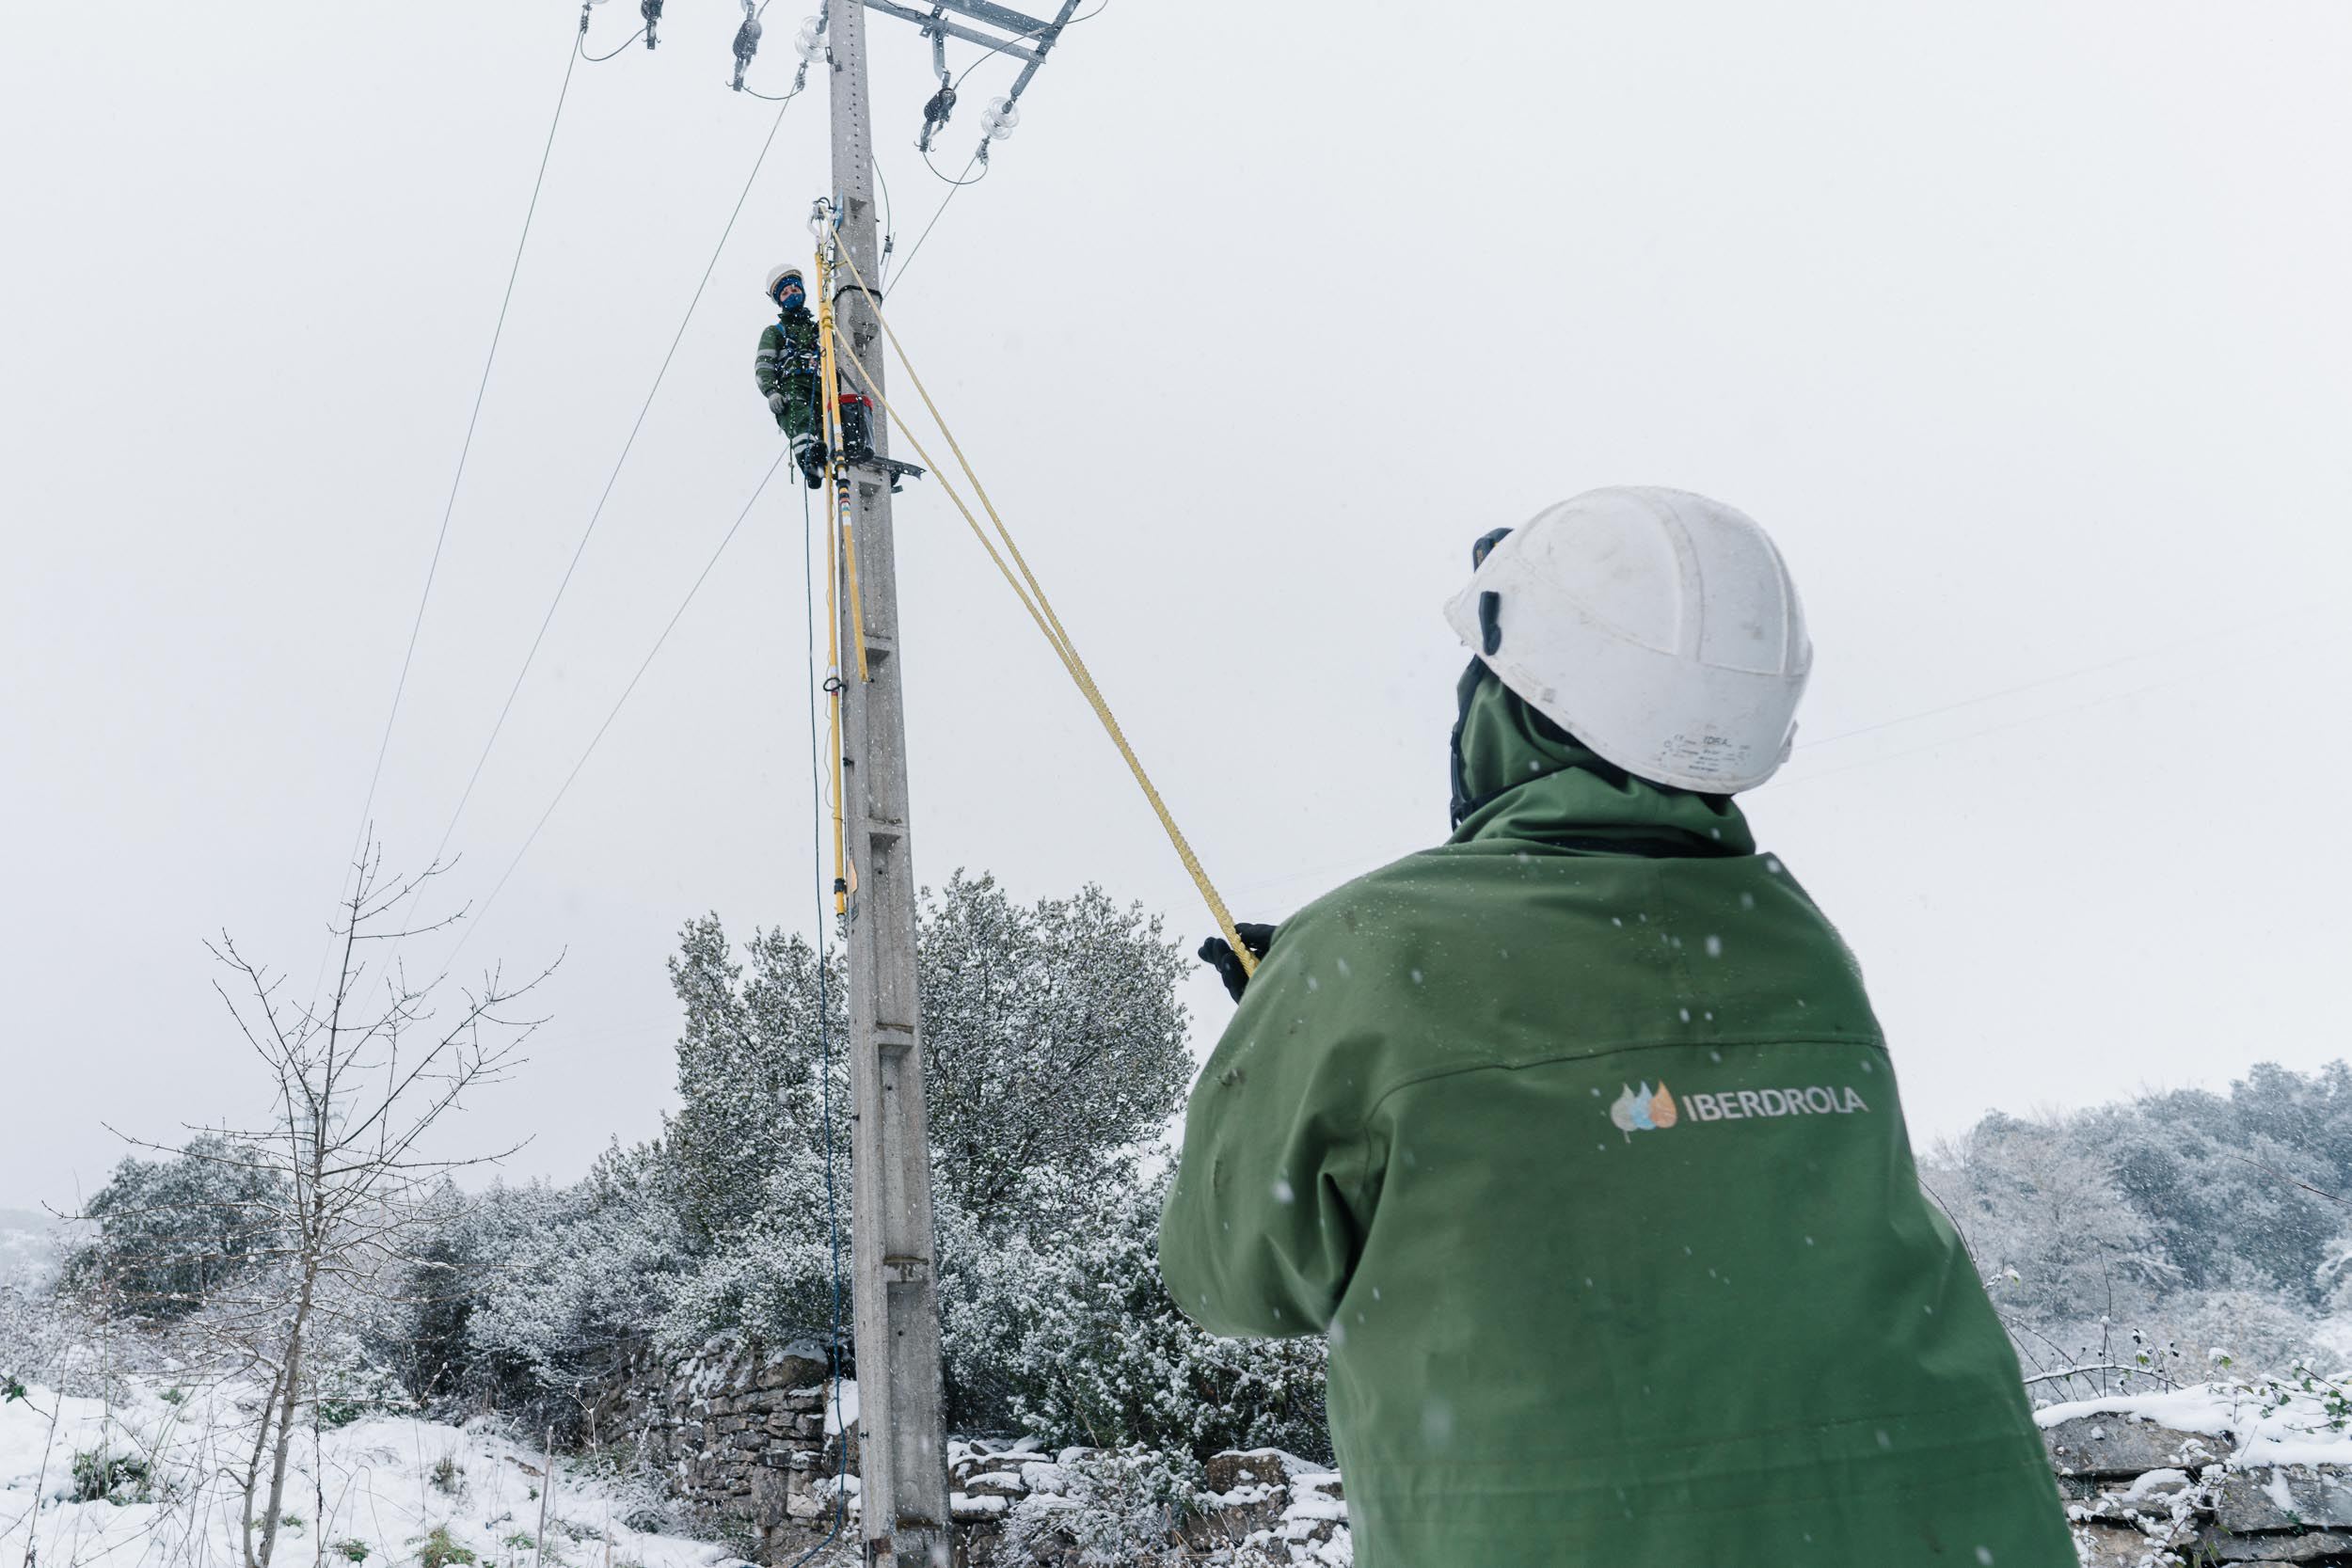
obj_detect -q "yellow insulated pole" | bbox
[812,229,867,682]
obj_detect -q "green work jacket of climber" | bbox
[1158,670,2074,1567]
[755,308,821,437]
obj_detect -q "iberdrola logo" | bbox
[1610,1082,1677,1136]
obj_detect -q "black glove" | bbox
[1198,922,1277,1004]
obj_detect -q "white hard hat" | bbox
[1442,487,1812,794]
[765,263,805,298]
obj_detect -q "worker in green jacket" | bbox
[1161,487,2073,1566]
[755,263,826,489]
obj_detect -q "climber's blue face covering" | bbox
[774,281,805,310]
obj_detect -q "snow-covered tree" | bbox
[63,1134,287,1321]
[1928,1110,2178,1322]
[661,919,841,1252]
[917,872,1191,1215]
[653,875,1193,1358]
[1922,1062,2352,1388]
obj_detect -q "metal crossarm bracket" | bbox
[864,0,1041,62]
[920,0,1057,39]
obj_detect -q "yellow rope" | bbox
[823,241,1256,976]
[812,244,855,912]
[813,245,868,682]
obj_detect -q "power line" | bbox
[1795,601,2325,752]
[580,25,645,62]
[1134,613,2337,922]
[315,16,582,1006]
[1770,623,2334,795]
[442,451,791,968]
[871,148,897,278]
[888,152,983,290]
[416,88,803,902]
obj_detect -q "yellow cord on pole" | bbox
[811,237,855,914]
[823,479,850,916]
[822,241,1257,976]
[812,240,868,682]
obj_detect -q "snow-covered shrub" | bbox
[449,1148,687,1424]
[996,1446,1206,1568]
[347,879,1241,1439]
[0,1269,99,1394]
[63,1134,288,1322]
[69,1446,153,1504]
[944,1167,1329,1463]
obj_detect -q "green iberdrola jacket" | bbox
[755,309,821,436]
[1158,671,2074,1566]
[754,308,820,398]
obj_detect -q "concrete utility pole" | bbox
[814,2,1083,1560]
[824,3,953,1562]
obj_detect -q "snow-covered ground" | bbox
[0,1378,848,1568]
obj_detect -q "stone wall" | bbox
[592,1338,1348,1564]
[2047,1412,2352,1565]
[594,1338,857,1562]
[596,1344,2352,1566]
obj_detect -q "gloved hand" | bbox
[1197,922,1277,1004]
[768,390,787,414]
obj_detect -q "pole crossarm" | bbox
[914,0,1060,40]
[864,0,1041,63]
[993,0,1082,105]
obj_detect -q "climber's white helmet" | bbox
[765,263,806,301]
[1442,486,1811,794]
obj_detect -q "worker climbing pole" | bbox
[754,264,830,488]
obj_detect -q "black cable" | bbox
[889,151,984,290]
[919,143,989,187]
[318,17,581,1006]
[580,25,645,61]
[784,475,851,1568]
[442,451,789,965]
[871,149,897,278]
[415,90,801,897]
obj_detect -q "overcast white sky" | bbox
[3,2,2347,1212]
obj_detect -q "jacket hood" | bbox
[1447,661,1755,856]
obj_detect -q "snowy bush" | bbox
[63,1134,288,1322]
[996,1446,1206,1568]
[69,1445,154,1504]
[0,1271,98,1395]
[446,1148,687,1423]
[943,1167,1329,1463]
[402,878,1198,1432]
